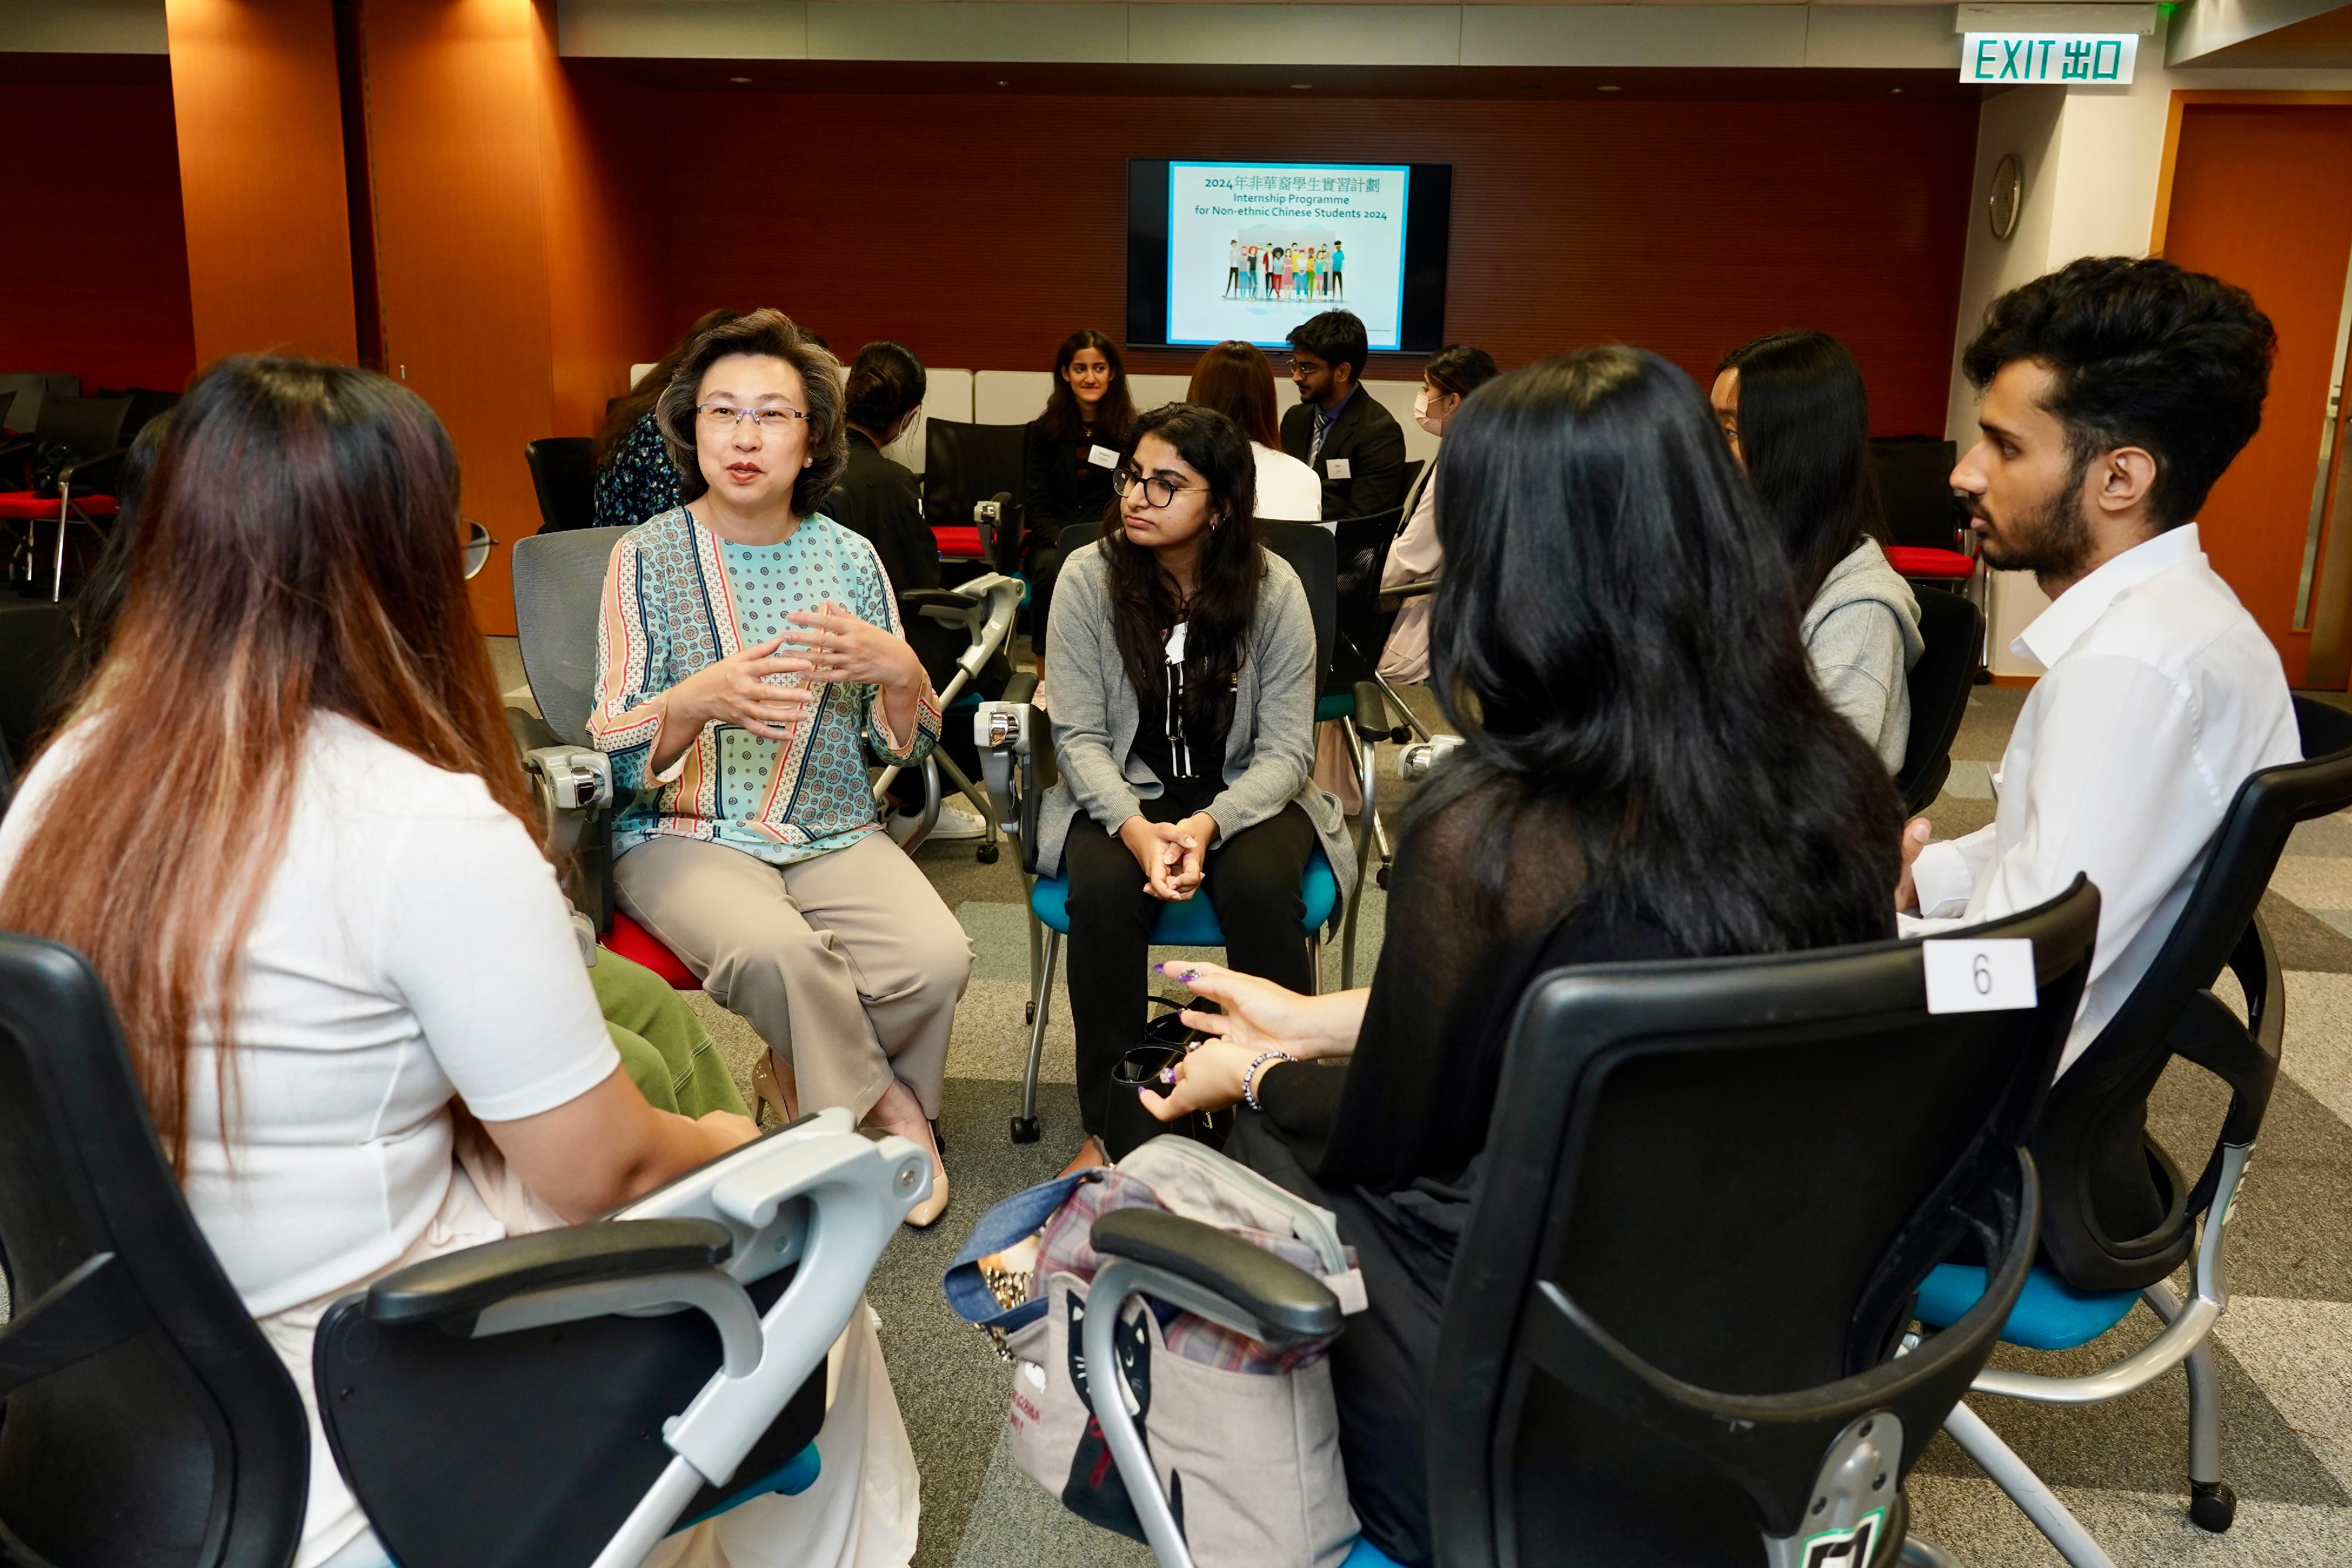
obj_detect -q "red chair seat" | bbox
[931,524,985,559]
[1884,545,1975,581]
[0,492,116,521]
[605,909,701,990]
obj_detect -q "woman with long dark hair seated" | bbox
[0,356,919,1568]
[1146,347,1904,1563]
[593,307,740,530]
[1042,403,1354,1175]
[1712,330,1922,769]
[1021,328,1138,654]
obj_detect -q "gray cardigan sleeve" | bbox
[1044,551,1147,833]
[1205,564,1317,842]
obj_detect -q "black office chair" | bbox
[924,418,1030,571]
[0,932,926,1568]
[1895,588,1986,815]
[525,436,601,534]
[0,393,131,599]
[1080,880,2099,1568]
[1916,694,2352,1566]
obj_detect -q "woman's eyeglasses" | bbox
[1111,467,1198,509]
[697,403,812,430]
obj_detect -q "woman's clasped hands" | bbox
[1117,812,1219,902]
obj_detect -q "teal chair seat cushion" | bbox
[1315,692,1354,725]
[1031,844,1338,944]
[1340,1536,1406,1568]
[1914,1262,2140,1352]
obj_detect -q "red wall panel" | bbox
[633,90,1977,434]
[0,61,197,396]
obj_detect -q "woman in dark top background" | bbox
[1147,346,1905,1564]
[591,307,738,530]
[1021,328,1137,657]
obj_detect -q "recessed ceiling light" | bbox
[1597,83,1621,93]
[1891,86,1906,95]
[1291,83,1313,91]
[729,76,750,83]
[996,79,1007,86]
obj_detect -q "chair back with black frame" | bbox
[0,372,78,438]
[1425,881,2099,1568]
[1871,438,1965,553]
[36,393,133,462]
[0,390,15,436]
[925,419,1030,570]
[525,437,601,534]
[1895,589,1986,815]
[2031,694,2352,1291]
[0,934,312,1568]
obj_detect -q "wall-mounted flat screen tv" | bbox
[1127,159,1452,355]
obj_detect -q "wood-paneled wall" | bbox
[623,87,1979,435]
[0,58,197,394]
[164,0,357,365]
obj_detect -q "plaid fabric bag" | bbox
[944,1136,1368,1567]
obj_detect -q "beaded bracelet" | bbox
[1243,1049,1295,1112]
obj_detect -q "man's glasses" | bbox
[697,403,812,430]
[1111,467,1198,509]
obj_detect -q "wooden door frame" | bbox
[2151,91,2352,256]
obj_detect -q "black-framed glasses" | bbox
[697,402,812,430]
[1111,467,1198,509]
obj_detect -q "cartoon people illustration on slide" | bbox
[1220,235,1344,303]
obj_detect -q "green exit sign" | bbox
[1961,32,2139,83]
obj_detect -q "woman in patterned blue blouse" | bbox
[589,309,968,1227]
[590,308,737,531]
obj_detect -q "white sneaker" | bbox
[890,798,990,844]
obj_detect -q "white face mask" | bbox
[1414,389,1446,436]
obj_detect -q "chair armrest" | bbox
[1002,669,1038,706]
[1090,1208,1341,1346]
[1377,577,1438,612]
[1349,679,1408,744]
[902,588,981,624]
[57,446,126,485]
[365,1218,735,1327]
[507,706,561,753]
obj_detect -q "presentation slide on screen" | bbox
[1166,161,1412,350]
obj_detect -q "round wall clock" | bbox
[1989,153,2023,241]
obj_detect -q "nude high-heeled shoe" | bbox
[752,1048,799,1127]
[904,1118,951,1229]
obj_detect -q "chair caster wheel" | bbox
[1010,1116,1041,1144]
[2189,1482,2235,1533]
[975,842,1000,865]
[1024,1002,1036,1024]
[1375,865,1391,890]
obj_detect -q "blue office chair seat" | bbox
[1030,844,1339,946]
[1315,692,1354,725]
[1339,1534,1406,1568]
[1914,1262,2140,1352]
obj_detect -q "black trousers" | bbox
[1061,794,1318,1136]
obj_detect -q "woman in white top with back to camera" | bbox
[0,356,920,1568]
[1184,338,1323,524]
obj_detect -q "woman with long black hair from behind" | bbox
[1021,328,1138,656]
[1040,403,1354,1175]
[1712,330,1922,770]
[1142,347,1905,1563]
[593,307,741,530]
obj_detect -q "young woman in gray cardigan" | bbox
[1041,404,1354,1174]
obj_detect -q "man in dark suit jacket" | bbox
[1278,310,1407,523]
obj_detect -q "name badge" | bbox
[1087,444,1119,469]
[1922,938,2036,1014]
[1325,457,1351,480]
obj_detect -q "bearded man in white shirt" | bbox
[1896,255,2297,1075]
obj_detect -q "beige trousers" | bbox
[614,831,971,1120]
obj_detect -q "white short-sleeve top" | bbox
[0,711,619,1318]
[1252,441,1325,526]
